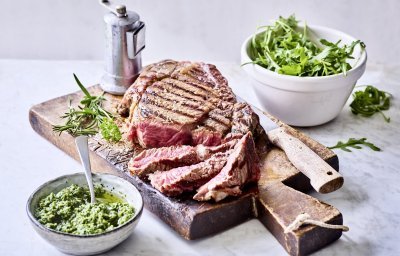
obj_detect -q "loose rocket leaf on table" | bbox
[328,138,381,152]
[350,85,392,122]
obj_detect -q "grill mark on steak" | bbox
[208,109,232,127]
[118,60,179,117]
[135,106,166,123]
[177,65,216,88]
[163,78,211,99]
[177,75,218,94]
[147,85,211,113]
[170,74,222,99]
[141,93,205,120]
[202,119,229,133]
[187,63,236,103]
[182,66,217,88]
[231,103,259,135]
[139,103,197,124]
[161,78,218,103]
[157,80,210,104]
[150,81,214,110]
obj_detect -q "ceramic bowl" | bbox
[26,173,143,255]
[241,25,367,126]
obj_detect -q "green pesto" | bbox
[35,184,134,235]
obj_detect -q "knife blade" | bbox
[239,98,343,193]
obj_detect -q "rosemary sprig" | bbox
[328,138,381,152]
[350,85,391,122]
[52,74,122,142]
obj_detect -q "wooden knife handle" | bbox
[268,127,343,193]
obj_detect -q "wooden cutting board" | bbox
[29,85,344,256]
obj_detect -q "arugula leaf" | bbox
[245,15,365,77]
[330,86,388,154]
[279,64,302,75]
[350,85,391,122]
[328,138,381,152]
[53,74,122,142]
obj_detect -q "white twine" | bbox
[284,213,350,233]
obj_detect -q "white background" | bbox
[0,0,398,64]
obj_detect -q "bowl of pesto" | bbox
[26,173,143,255]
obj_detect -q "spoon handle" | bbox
[75,135,96,204]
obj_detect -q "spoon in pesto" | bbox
[75,135,96,204]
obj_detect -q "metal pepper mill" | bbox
[100,0,145,95]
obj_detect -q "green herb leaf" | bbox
[99,118,122,142]
[73,73,91,98]
[328,138,381,152]
[244,15,365,77]
[350,85,391,122]
[53,74,122,142]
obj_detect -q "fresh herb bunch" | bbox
[329,138,381,152]
[350,85,391,122]
[53,74,122,142]
[245,15,365,76]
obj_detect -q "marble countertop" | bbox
[1,60,398,256]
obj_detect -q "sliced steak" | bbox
[121,60,266,202]
[193,132,260,202]
[129,139,238,178]
[149,151,231,196]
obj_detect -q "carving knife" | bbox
[248,102,344,193]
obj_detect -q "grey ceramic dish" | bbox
[26,173,143,255]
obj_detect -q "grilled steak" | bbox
[149,151,231,196]
[129,139,238,178]
[193,132,260,202]
[120,60,267,202]
[118,60,260,148]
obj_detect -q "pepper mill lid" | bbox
[99,0,145,95]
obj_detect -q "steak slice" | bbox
[193,132,260,202]
[129,139,238,178]
[129,145,200,178]
[149,151,231,196]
